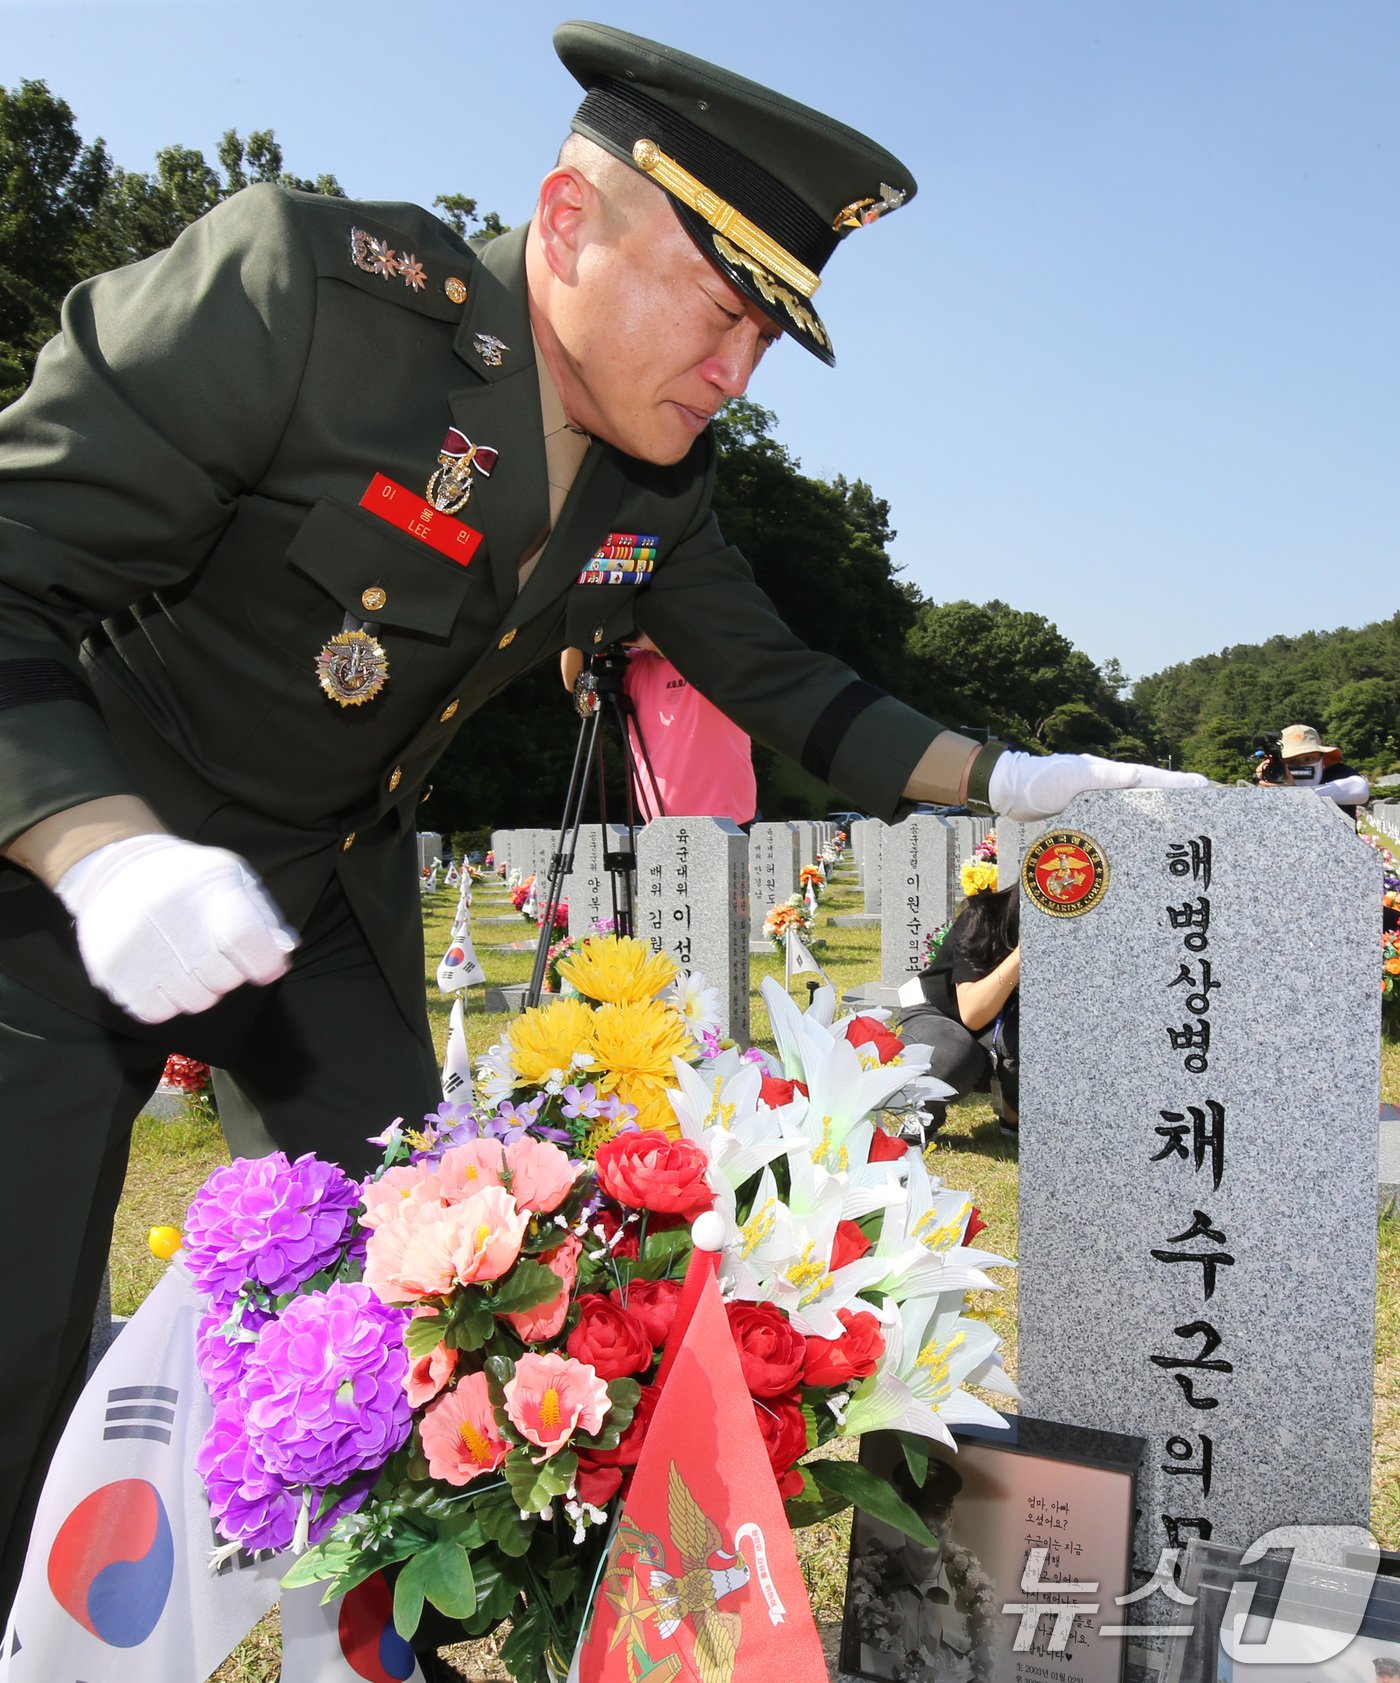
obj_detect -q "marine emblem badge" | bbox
[315,628,390,706]
[1021,829,1109,918]
[472,332,509,368]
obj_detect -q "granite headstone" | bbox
[1018,788,1379,1592]
[748,821,799,945]
[563,823,630,940]
[636,818,750,1042]
[879,815,956,983]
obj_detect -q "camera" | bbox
[572,643,629,715]
[1252,732,1288,784]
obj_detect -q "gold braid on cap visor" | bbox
[631,138,821,299]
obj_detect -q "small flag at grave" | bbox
[436,930,486,993]
[784,927,829,988]
[440,997,471,1099]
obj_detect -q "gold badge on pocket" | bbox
[316,628,389,706]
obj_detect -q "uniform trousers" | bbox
[0,875,440,1621]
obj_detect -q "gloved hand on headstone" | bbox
[55,834,298,1023]
[988,751,1208,823]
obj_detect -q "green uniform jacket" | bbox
[0,186,948,1043]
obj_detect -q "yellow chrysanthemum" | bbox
[609,1076,683,1139]
[589,998,695,1138]
[960,861,998,897]
[557,934,678,1005]
[506,997,600,1085]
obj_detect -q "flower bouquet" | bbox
[800,864,826,897]
[158,1052,218,1122]
[510,875,537,917]
[763,895,816,954]
[179,937,1010,1682]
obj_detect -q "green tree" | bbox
[1180,714,1254,782]
[0,79,111,403]
[1324,678,1400,769]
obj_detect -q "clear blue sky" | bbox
[4,0,1396,683]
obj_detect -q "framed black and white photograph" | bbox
[840,1417,1145,1683]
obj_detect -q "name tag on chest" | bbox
[360,473,484,566]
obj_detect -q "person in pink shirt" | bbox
[560,638,756,824]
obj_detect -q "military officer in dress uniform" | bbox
[0,19,1203,1636]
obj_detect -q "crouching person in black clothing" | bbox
[897,872,1020,1138]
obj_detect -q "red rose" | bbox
[758,1075,809,1108]
[581,1379,661,1468]
[802,1308,886,1387]
[845,1015,905,1064]
[867,1127,908,1161]
[574,1462,623,1507]
[965,1205,987,1244]
[754,1393,809,1498]
[830,1219,872,1273]
[725,1302,807,1398]
[566,1293,654,1379]
[594,1132,714,1219]
[613,1277,682,1349]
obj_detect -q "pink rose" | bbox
[504,1137,577,1214]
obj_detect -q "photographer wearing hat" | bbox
[1253,724,1370,825]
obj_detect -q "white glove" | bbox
[988,751,1209,822]
[55,834,299,1024]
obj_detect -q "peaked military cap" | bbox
[555,20,916,366]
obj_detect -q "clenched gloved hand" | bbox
[55,834,299,1023]
[988,752,1208,823]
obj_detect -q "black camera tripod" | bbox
[525,646,665,1008]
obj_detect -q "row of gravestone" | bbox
[486,814,1006,1034]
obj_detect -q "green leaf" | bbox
[478,1489,537,1557]
[449,1296,498,1352]
[489,1258,563,1316]
[392,1552,427,1640]
[280,1540,354,1590]
[809,1459,937,1547]
[574,1377,639,1452]
[782,1469,852,1530]
[505,1448,578,1514]
[420,1538,478,1619]
[896,1431,930,1490]
[405,1312,447,1362]
[638,1227,692,1267]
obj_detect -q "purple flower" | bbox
[184,1154,360,1306]
[195,1299,271,1406]
[197,1398,304,1552]
[243,1283,412,1488]
[197,1398,372,1552]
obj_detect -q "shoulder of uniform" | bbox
[269,187,482,322]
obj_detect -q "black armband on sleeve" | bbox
[800,680,887,783]
[0,659,99,714]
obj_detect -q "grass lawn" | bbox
[109,853,1399,1681]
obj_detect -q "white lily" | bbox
[869,1170,1014,1304]
[840,1298,1013,1443]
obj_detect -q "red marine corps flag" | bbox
[571,1252,826,1683]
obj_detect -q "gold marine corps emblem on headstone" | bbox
[1021,829,1109,918]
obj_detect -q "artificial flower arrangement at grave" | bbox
[800,863,826,895]
[536,898,569,937]
[510,875,537,917]
[159,1052,218,1123]
[179,937,1012,1683]
[764,894,817,954]
[1360,834,1400,1021]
